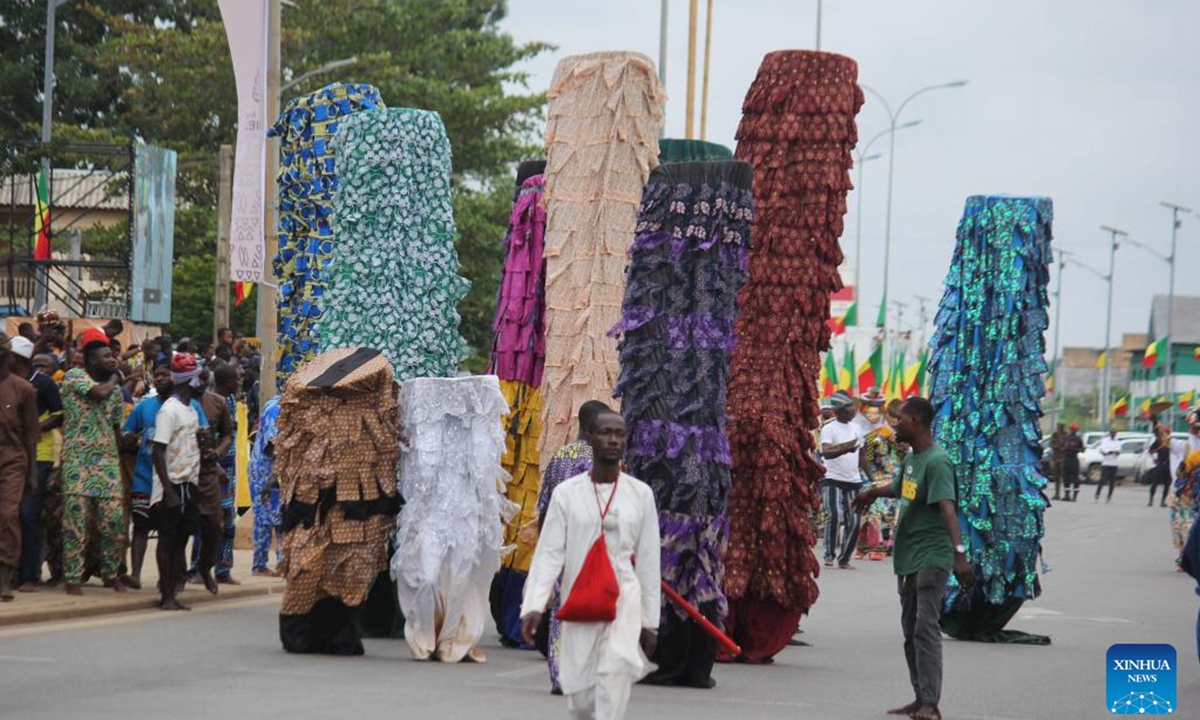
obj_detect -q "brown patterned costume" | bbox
[276,348,401,655]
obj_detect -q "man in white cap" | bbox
[0,332,40,600]
[8,336,62,590]
[820,390,865,569]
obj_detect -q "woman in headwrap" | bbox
[855,396,903,560]
[1170,449,1200,570]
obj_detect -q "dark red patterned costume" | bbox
[721,50,863,663]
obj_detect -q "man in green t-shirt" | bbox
[855,397,974,720]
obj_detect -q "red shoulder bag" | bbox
[555,476,620,622]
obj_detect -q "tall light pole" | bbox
[257,0,282,409]
[657,0,667,87]
[280,56,358,94]
[1099,226,1127,428]
[860,80,967,337]
[1048,249,1072,421]
[851,120,920,315]
[816,0,823,50]
[1161,202,1190,426]
[1065,254,1113,424]
[37,0,74,310]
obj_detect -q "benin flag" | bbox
[1195,346,1200,361]
[33,168,51,260]
[1096,351,1106,369]
[858,344,883,394]
[1179,390,1195,410]
[1139,397,1152,418]
[1046,358,1056,395]
[1110,395,1129,418]
[875,296,887,328]
[1143,336,1168,368]
[235,282,254,306]
[823,351,838,397]
[829,302,857,336]
[841,346,856,393]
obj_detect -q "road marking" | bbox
[0,594,279,638]
[494,664,550,679]
[0,655,54,663]
[227,666,329,678]
[1017,606,1133,624]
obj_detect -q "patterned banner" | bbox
[219,0,268,282]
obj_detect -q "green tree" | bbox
[0,1,218,174]
[79,0,547,359]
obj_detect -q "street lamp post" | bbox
[37,0,74,310]
[281,56,359,94]
[851,121,920,316]
[1048,249,1072,421]
[257,0,282,410]
[1160,202,1190,427]
[1064,255,1113,424]
[860,81,967,338]
[1098,226,1127,428]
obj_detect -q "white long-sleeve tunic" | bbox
[521,472,661,694]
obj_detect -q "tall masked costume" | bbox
[930,195,1052,644]
[489,161,549,648]
[276,348,401,655]
[721,50,863,662]
[391,375,510,662]
[611,160,754,687]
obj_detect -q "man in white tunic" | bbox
[521,411,661,720]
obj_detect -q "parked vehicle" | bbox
[1079,435,1153,483]
[1133,433,1192,482]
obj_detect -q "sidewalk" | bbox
[0,545,285,627]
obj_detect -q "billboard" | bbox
[130,142,177,324]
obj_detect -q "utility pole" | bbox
[658,0,668,88]
[37,0,73,311]
[1098,226,1125,429]
[257,0,281,407]
[1047,249,1071,421]
[815,0,823,50]
[890,299,909,355]
[699,0,713,140]
[214,144,233,338]
[913,294,933,349]
[685,0,698,138]
[1160,201,1190,429]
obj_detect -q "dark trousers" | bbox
[17,462,53,583]
[823,480,860,566]
[1149,479,1170,505]
[1062,462,1080,500]
[899,567,948,705]
[1096,466,1118,500]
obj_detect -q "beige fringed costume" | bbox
[538,52,665,459]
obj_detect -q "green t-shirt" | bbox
[891,444,957,576]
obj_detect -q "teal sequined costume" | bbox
[929,195,1052,640]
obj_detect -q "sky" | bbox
[501,0,1200,352]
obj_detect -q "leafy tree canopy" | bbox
[1,0,549,363]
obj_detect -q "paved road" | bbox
[2,486,1195,719]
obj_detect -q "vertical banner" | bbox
[219,0,269,282]
[130,142,178,324]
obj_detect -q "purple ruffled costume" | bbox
[610,161,755,686]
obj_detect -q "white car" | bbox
[1133,433,1193,481]
[1079,435,1152,483]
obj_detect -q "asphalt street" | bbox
[1,485,1195,720]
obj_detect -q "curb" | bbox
[0,581,286,628]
